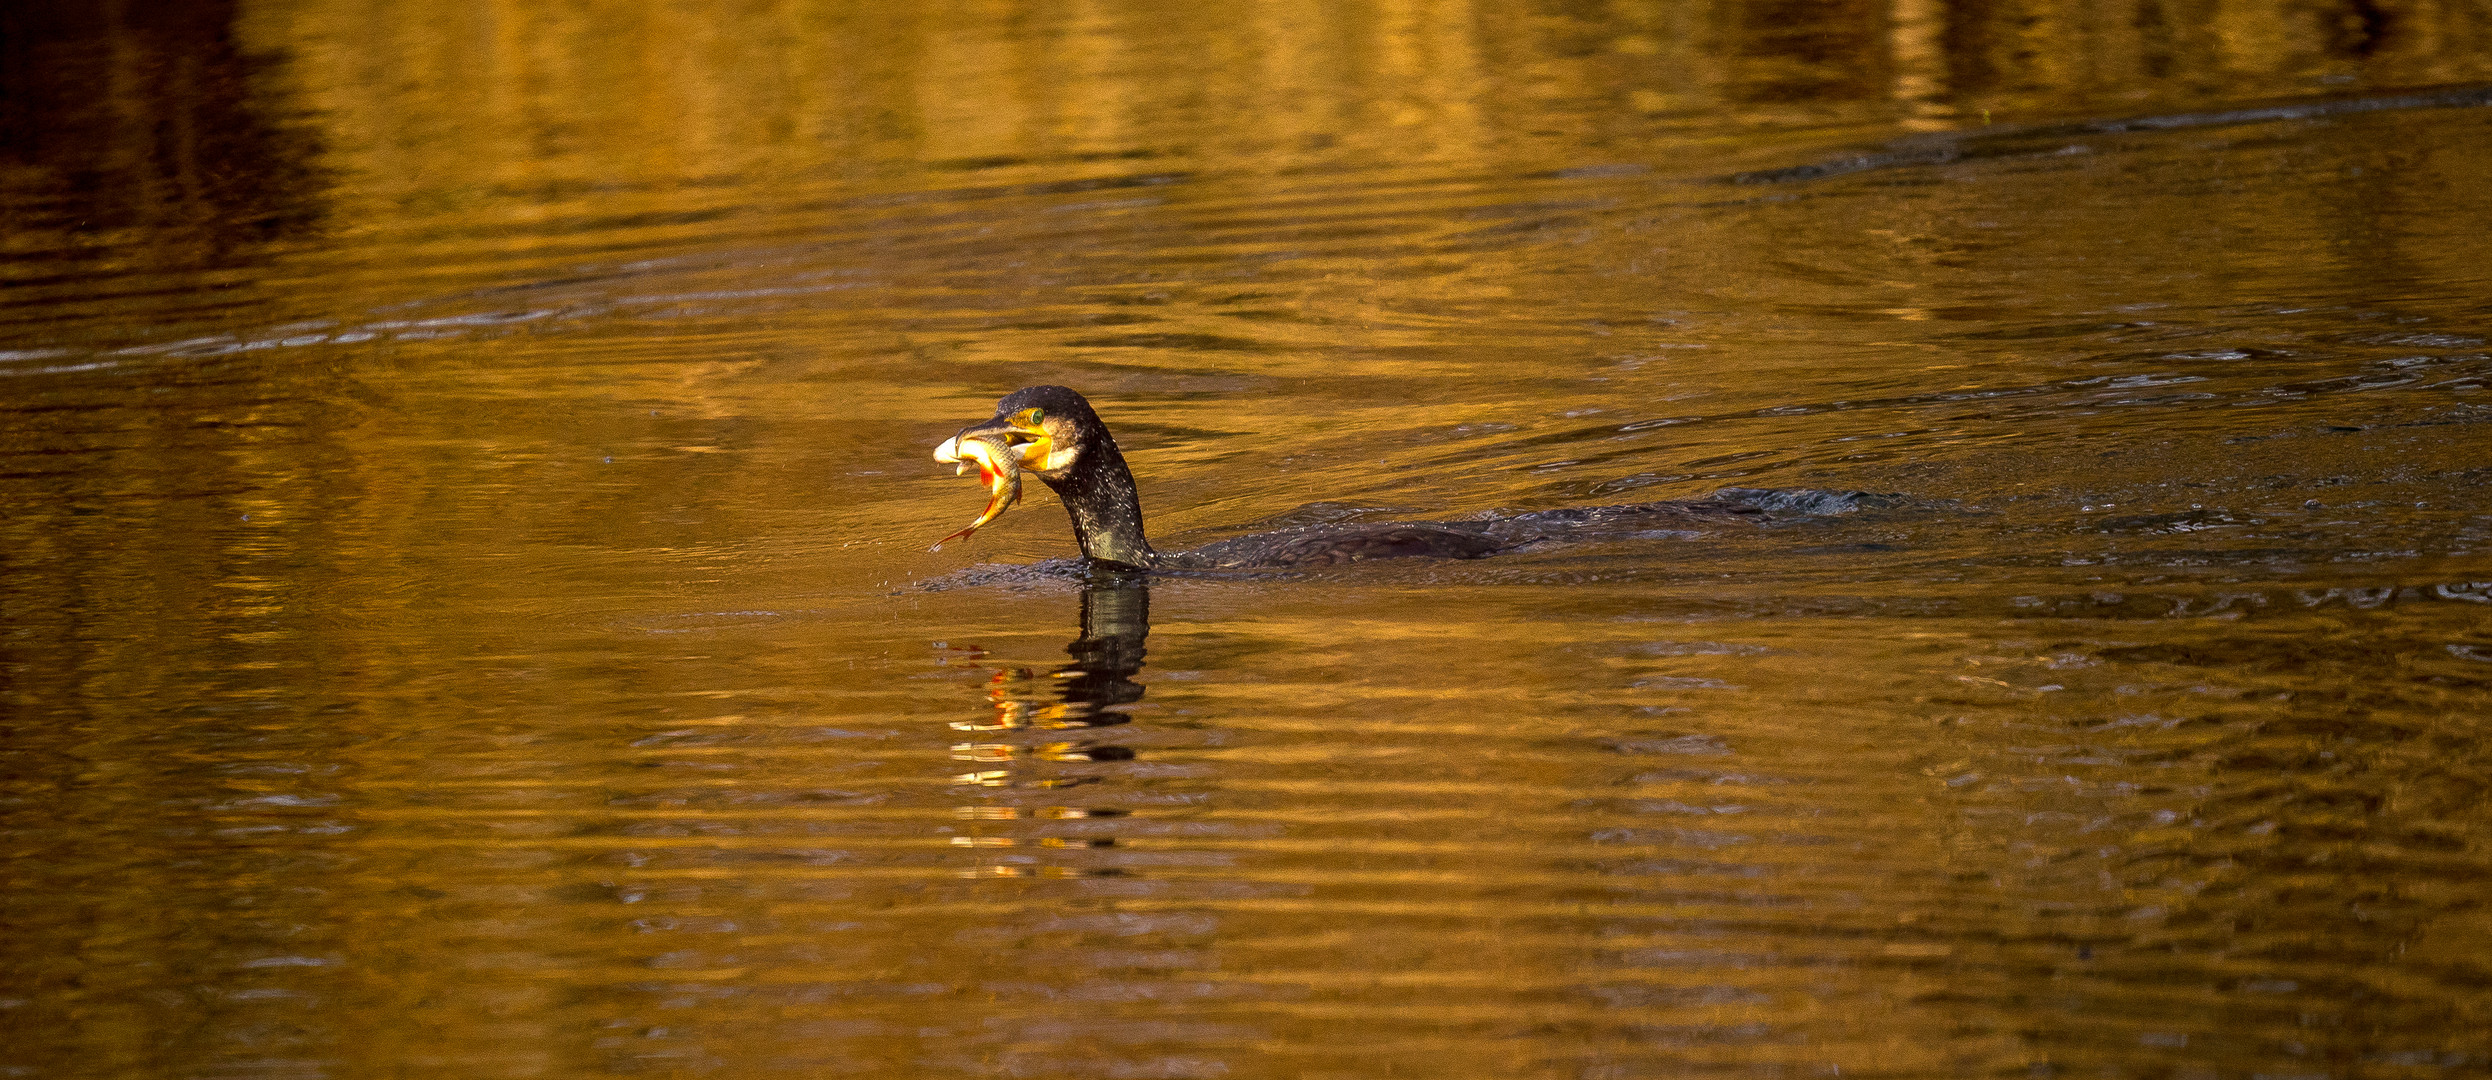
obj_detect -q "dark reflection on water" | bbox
[0,0,326,308]
[946,578,1150,879]
[5,0,2492,1077]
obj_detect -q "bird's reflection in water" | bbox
[945,577,1149,878]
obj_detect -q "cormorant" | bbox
[931,385,1763,570]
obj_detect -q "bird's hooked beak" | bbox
[932,406,1056,474]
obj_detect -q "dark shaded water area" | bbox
[5,1,2492,1077]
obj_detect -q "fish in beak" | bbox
[929,406,1055,550]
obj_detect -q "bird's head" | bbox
[931,384,1100,482]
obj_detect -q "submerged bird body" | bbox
[932,385,1762,570]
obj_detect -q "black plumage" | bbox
[934,385,1761,570]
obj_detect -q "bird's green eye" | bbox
[1028,408,1045,425]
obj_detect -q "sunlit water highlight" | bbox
[5,1,2492,1077]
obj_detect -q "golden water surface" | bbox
[5,0,2492,1076]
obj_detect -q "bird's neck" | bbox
[1047,437,1156,570]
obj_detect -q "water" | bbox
[6,1,2492,1076]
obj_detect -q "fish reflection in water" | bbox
[945,578,1150,878]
